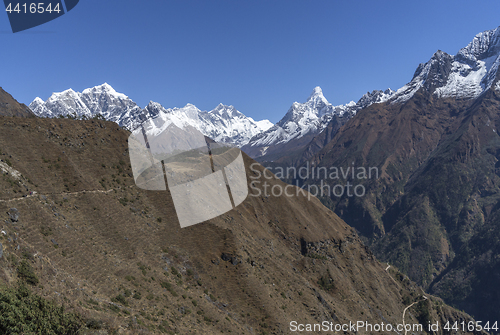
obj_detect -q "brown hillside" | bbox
[0,115,483,334]
[0,87,34,118]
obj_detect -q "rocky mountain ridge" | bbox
[29,83,273,147]
[242,87,395,161]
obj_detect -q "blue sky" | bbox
[1,0,500,123]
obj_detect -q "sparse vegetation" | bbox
[307,253,327,260]
[0,284,82,334]
[40,226,53,236]
[17,260,39,286]
[161,281,178,297]
[111,294,128,307]
[171,266,181,278]
[317,271,335,292]
[87,298,99,306]
[125,275,136,281]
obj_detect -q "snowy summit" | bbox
[29,83,273,147]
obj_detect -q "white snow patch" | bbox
[435,55,498,98]
[255,119,274,131]
[82,83,128,100]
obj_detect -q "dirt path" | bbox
[0,186,134,204]
[402,295,427,335]
[385,263,428,334]
[385,264,401,288]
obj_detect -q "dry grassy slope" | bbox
[0,116,483,334]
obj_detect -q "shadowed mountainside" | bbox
[294,85,500,322]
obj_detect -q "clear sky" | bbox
[1,0,500,123]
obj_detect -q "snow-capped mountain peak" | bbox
[244,86,395,155]
[210,103,237,118]
[82,82,128,100]
[393,26,500,103]
[456,26,500,63]
[307,86,329,104]
[31,97,44,105]
[358,88,396,109]
[49,88,78,100]
[29,83,273,147]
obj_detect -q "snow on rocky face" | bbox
[29,83,272,147]
[29,83,144,129]
[393,26,500,102]
[245,86,394,149]
[141,102,273,147]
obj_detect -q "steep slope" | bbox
[292,26,500,321]
[0,113,482,334]
[0,87,34,118]
[29,84,272,147]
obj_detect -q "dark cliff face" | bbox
[0,87,34,118]
[419,51,454,93]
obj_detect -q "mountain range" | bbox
[13,23,500,327]
[29,83,273,147]
[29,82,398,159]
[0,89,482,334]
[283,25,500,322]
[241,87,396,162]
[247,27,500,166]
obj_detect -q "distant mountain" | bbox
[0,87,34,118]
[142,101,273,147]
[392,26,500,103]
[29,83,144,129]
[276,26,500,168]
[291,25,500,322]
[242,86,395,162]
[29,83,272,147]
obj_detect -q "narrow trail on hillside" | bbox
[385,264,401,288]
[385,263,428,334]
[0,185,135,204]
[402,295,427,335]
